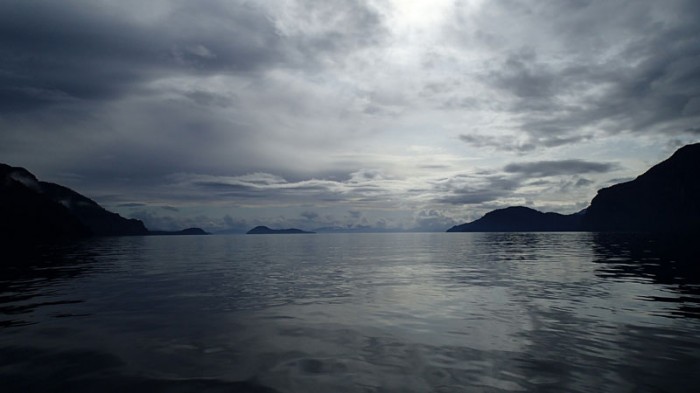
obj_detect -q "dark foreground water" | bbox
[1,233,699,393]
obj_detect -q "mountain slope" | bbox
[39,181,148,236]
[448,143,700,233]
[0,164,89,240]
[1,163,148,238]
[583,143,700,232]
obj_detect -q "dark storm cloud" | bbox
[504,160,616,177]
[300,211,319,220]
[128,209,206,231]
[574,178,594,188]
[488,49,559,103]
[453,0,700,145]
[432,174,521,205]
[459,134,536,153]
[459,132,592,153]
[436,190,510,205]
[0,0,392,209]
[116,202,147,208]
[348,210,362,219]
[428,157,617,208]
[166,170,410,207]
[0,0,387,113]
[0,1,279,113]
[414,209,459,232]
[276,0,387,59]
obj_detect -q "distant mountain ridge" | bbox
[246,226,315,234]
[0,163,206,240]
[149,228,210,236]
[448,143,700,233]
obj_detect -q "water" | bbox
[1,232,699,392]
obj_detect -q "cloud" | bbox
[0,0,387,113]
[414,209,459,232]
[459,133,592,153]
[503,160,617,177]
[300,211,319,220]
[128,209,201,231]
[459,134,536,153]
[432,174,522,205]
[117,202,147,208]
[348,210,362,219]
[449,0,700,144]
[221,214,250,232]
[575,178,594,188]
[165,169,422,208]
[0,0,392,191]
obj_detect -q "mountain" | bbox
[246,226,315,234]
[1,164,90,241]
[447,206,583,232]
[39,181,148,236]
[583,143,700,232]
[448,143,700,233]
[1,163,148,238]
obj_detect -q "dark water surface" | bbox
[1,233,699,392]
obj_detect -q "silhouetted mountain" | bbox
[449,143,700,233]
[1,163,147,238]
[583,143,700,232]
[149,227,210,236]
[1,164,89,241]
[39,182,148,236]
[246,226,315,234]
[447,206,583,232]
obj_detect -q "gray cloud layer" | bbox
[453,0,700,149]
[504,160,616,177]
[1,0,698,231]
[0,0,385,113]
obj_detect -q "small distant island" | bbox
[448,142,700,233]
[148,228,210,236]
[246,226,315,235]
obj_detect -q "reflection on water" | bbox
[592,233,700,318]
[0,241,95,328]
[1,233,699,392]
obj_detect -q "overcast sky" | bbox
[1,0,699,232]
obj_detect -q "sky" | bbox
[1,0,699,232]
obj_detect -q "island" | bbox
[246,226,315,235]
[447,206,583,232]
[148,228,210,236]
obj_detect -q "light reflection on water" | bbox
[1,232,699,392]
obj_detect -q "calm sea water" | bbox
[1,233,699,393]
